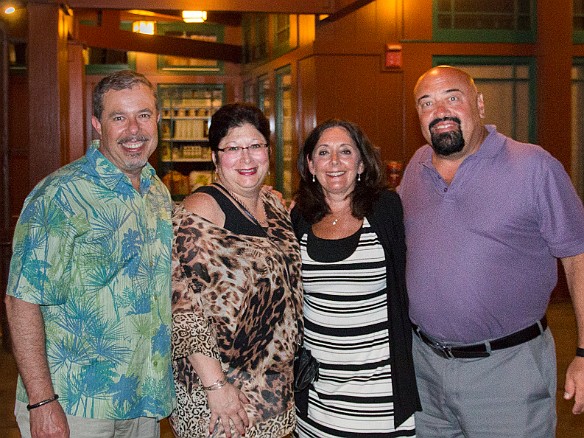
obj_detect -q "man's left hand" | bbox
[564,356,584,414]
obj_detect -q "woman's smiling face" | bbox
[213,122,270,195]
[308,126,364,198]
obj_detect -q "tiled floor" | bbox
[1,301,584,437]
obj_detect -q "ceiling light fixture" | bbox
[1,0,25,14]
[182,10,207,23]
[132,21,155,35]
[128,9,157,17]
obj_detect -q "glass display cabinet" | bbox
[157,84,224,199]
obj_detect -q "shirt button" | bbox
[443,187,448,192]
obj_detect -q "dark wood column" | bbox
[537,0,573,167]
[27,2,72,187]
[537,0,574,302]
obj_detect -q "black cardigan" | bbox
[291,189,421,427]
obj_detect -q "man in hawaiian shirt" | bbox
[5,70,174,438]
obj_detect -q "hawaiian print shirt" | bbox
[7,145,174,420]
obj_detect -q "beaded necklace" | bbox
[214,183,268,227]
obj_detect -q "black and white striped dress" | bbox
[295,218,416,438]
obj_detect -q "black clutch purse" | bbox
[294,346,320,392]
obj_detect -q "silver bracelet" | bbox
[27,394,59,411]
[202,377,227,391]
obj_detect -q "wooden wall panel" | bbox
[313,0,401,53]
[375,71,405,163]
[311,54,404,163]
[402,0,432,41]
[375,0,403,42]
[315,1,379,48]
[339,1,377,44]
[314,55,379,124]
[297,55,317,149]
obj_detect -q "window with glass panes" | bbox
[434,0,535,42]
[274,15,290,51]
[243,14,269,64]
[574,0,584,42]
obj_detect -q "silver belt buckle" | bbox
[431,340,455,359]
[440,344,455,359]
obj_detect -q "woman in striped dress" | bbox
[291,119,420,438]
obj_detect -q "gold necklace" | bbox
[329,206,351,226]
[228,190,268,227]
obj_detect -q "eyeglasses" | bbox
[217,143,269,157]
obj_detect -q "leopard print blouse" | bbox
[170,187,303,437]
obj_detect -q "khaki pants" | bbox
[15,401,160,438]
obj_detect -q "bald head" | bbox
[414,66,478,102]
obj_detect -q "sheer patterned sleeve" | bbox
[171,208,221,362]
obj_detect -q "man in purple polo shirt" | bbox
[398,65,584,437]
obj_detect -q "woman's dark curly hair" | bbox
[208,102,270,160]
[295,119,387,223]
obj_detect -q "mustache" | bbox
[117,135,149,144]
[429,117,461,130]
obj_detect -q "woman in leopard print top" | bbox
[170,103,303,438]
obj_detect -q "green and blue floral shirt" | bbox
[7,145,175,420]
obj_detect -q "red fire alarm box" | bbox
[385,44,402,69]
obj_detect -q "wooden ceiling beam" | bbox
[77,23,242,63]
[65,0,349,14]
[319,0,375,23]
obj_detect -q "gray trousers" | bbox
[15,400,160,438]
[412,328,557,438]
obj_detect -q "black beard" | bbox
[429,118,465,156]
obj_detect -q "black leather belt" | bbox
[413,316,547,359]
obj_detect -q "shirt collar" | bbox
[473,125,504,158]
[83,145,156,194]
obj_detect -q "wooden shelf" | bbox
[160,158,212,163]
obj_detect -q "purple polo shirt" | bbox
[399,125,584,344]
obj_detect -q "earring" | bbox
[357,173,361,182]
[312,174,316,183]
